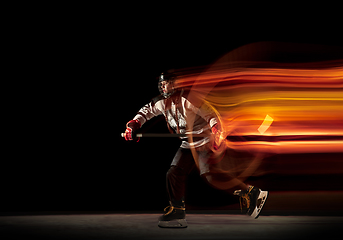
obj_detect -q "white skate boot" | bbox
[234,186,268,219]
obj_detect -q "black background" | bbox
[2,11,343,214]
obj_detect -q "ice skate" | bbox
[158,201,188,228]
[233,186,268,219]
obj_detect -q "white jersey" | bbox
[133,91,218,149]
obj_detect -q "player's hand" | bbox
[124,120,141,142]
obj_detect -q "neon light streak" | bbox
[258,114,274,134]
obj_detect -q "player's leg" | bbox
[198,148,268,219]
[202,172,248,191]
[158,148,194,228]
[232,153,269,219]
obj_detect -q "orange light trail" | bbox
[176,60,343,155]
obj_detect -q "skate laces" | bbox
[234,186,254,212]
[163,205,186,216]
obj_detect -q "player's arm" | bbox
[184,99,221,149]
[124,98,164,141]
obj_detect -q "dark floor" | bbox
[1,191,343,239]
[1,213,342,240]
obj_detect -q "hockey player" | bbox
[123,73,268,228]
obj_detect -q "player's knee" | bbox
[167,165,186,179]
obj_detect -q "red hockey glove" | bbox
[211,124,220,150]
[124,120,141,142]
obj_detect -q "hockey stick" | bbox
[120,133,210,138]
[121,114,273,138]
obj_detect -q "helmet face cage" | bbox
[158,73,175,98]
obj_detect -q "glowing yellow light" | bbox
[258,114,274,134]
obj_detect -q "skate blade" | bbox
[250,191,268,219]
[158,219,188,228]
